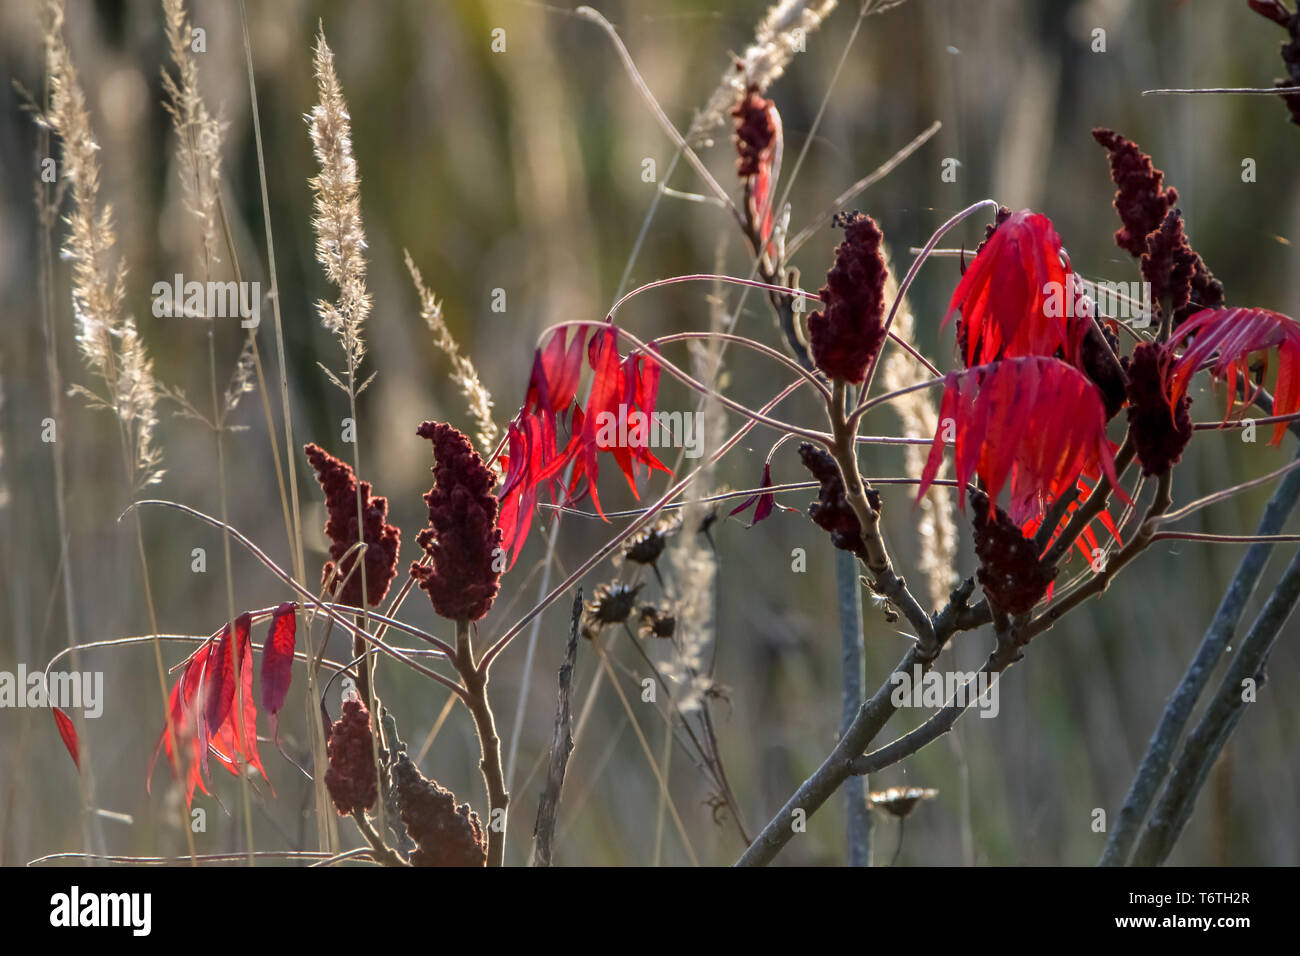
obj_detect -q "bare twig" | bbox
[736,578,986,866]
[1101,445,1300,866]
[454,619,509,867]
[837,548,870,866]
[1143,85,1300,95]
[531,590,582,866]
[349,809,408,867]
[1129,545,1300,865]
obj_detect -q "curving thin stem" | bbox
[479,380,807,672]
[651,330,831,401]
[1193,409,1300,430]
[1149,531,1300,545]
[855,199,1001,409]
[538,317,831,442]
[125,500,469,701]
[574,7,739,222]
[1156,455,1300,525]
[786,121,943,257]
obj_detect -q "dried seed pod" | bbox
[1093,127,1179,258]
[582,582,643,637]
[304,443,401,609]
[868,786,939,819]
[324,696,377,816]
[798,441,875,553]
[1141,209,1223,328]
[391,753,486,867]
[411,421,503,622]
[807,212,889,384]
[1125,342,1192,477]
[638,603,677,640]
[618,513,681,568]
[971,491,1057,616]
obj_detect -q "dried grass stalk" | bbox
[404,251,498,455]
[691,0,838,142]
[308,28,370,374]
[42,0,163,491]
[161,0,225,272]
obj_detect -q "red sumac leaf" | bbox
[729,462,778,528]
[203,621,237,741]
[1173,307,1300,445]
[211,614,270,791]
[261,602,297,716]
[918,356,1128,525]
[52,707,79,770]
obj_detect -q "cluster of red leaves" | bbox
[807,211,889,384]
[304,443,401,609]
[497,325,671,566]
[1171,307,1300,445]
[936,206,1138,562]
[144,608,297,807]
[1021,472,1123,568]
[324,695,377,816]
[732,85,781,248]
[411,421,503,622]
[392,753,486,867]
[945,210,1085,368]
[918,357,1128,527]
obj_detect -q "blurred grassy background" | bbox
[1,0,1297,866]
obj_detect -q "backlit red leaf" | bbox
[1173,307,1300,445]
[918,356,1128,526]
[946,210,1083,367]
[729,462,778,528]
[261,602,297,717]
[211,614,270,791]
[52,707,79,770]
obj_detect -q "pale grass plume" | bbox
[160,0,255,422]
[403,250,498,455]
[660,266,730,712]
[161,0,225,273]
[690,0,838,142]
[879,243,955,608]
[663,525,715,712]
[222,334,257,419]
[42,0,163,490]
[308,27,370,377]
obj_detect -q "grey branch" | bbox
[1129,545,1300,865]
[531,589,582,867]
[1100,441,1300,866]
[735,577,987,866]
[837,548,871,867]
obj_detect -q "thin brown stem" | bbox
[349,809,407,867]
[455,619,508,867]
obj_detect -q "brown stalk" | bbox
[453,619,509,867]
